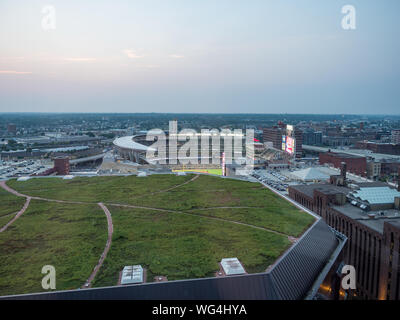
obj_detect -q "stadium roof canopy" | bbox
[292,168,330,182]
[351,187,400,205]
[113,136,156,152]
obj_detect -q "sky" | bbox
[0,0,399,114]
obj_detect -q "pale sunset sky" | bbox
[0,0,399,114]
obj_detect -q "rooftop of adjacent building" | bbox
[290,182,400,234]
[303,145,400,161]
[359,140,400,146]
[331,204,400,234]
[290,183,350,198]
[322,152,366,159]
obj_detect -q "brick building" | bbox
[355,141,400,156]
[319,152,367,176]
[263,123,303,158]
[7,123,16,134]
[380,160,400,180]
[288,168,400,300]
[263,127,283,150]
[54,157,70,175]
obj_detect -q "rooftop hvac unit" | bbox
[220,258,246,276]
[121,265,143,285]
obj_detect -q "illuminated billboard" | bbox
[286,136,295,155]
[282,135,286,151]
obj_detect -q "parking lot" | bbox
[251,169,290,193]
[0,159,51,179]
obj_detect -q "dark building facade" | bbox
[288,177,400,300]
[293,128,303,159]
[319,152,367,177]
[54,157,70,175]
[7,123,16,134]
[263,127,283,150]
[303,131,323,146]
[263,124,303,159]
[355,141,400,156]
[379,221,400,300]
[380,160,400,180]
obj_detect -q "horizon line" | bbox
[0,112,400,116]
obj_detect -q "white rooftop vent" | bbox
[121,265,143,285]
[17,176,30,182]
[220,258,246,276]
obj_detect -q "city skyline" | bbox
[0,0,399,114]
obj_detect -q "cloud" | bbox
[0,57,25,61]
[141,65,159,69]
[134,64,160,69]
[169,54,185,59]
[63,58,97,62]
[0,70,32,74]
[123,49,145,59]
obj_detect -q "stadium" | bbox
[113,128,249,174]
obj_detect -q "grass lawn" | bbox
[0,188,26,218]
[0,215,14,229]
[7,174,193,204]
[0,200,107,296]
[189,207,313,237]
[7,175,314,237]
[2,174,315,295]
[93,206,290,287]
[132,175,276,210]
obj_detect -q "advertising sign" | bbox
[282,135,286,151]
[286,137,295,155]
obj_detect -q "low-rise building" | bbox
[288,168,400,300]
[355,141,400,156]
[391,130,400,145]
[319,152,367,177]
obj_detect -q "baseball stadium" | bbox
[112,129,248,175]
